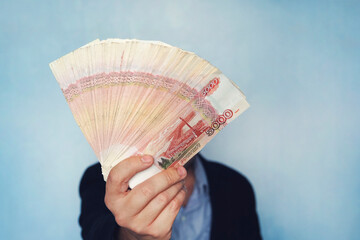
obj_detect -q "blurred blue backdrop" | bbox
[0,0,359,239]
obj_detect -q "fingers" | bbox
[104,155,187,240]
[106,155,154,195]
[134,181,185,226]
[150,188,187,233]
[126,166,187,212]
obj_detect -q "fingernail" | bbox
[177,166,186,177]
[141,155,153,163]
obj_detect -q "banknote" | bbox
[50,39,249,188]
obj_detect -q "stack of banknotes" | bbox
[50,39,249,188]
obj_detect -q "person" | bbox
[79,153,262,240]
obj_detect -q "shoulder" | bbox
[78,163,119,239]
[198,154,256,206]
[202,158,247,179]
[80,162,102,183]
[82,162,102,179]
[79,162,104,197]
[199,154,253,188]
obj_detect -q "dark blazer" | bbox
[79,155,262,240]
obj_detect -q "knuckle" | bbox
[119,181,129,192]
[115,215,125,227]
[131,224,146,235]
[140,186,154,198]
[170,197,183,212]
[164,170,177,185]
[147,228,162,238]
[104,195,119,212]
[106,198,125,221]
[161,230,172,239]
[115,212,132,228]
[156,192,170,204]
[171,200,180,210]
[107,170,121,184]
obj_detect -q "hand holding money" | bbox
[104,155,187,240]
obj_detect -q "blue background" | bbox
[0,0,359,239]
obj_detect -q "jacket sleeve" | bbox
[79,164,119,240]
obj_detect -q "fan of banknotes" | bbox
[49,39,249,188]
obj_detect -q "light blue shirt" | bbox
[171,155,212,240]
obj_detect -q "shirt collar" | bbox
[193,154,209,195]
